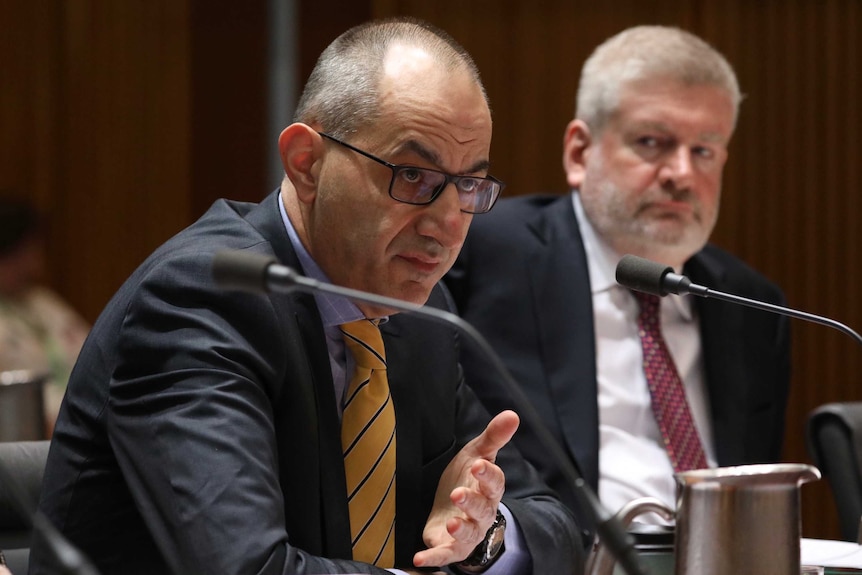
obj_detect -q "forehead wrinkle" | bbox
[629,120,670,133]
[395,139,490,174]
[699,132,728,144]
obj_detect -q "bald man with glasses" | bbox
[32,17,582,575]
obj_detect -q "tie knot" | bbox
[340,319,387,370]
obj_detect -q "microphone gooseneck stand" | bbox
[213,250,649,575]
[615,254,862,346]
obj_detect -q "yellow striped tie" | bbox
[340,319,396,566]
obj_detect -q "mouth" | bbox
[397,253,444,274]
[645,198,696,217]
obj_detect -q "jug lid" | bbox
[676,463,821,487]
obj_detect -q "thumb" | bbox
[468,410,520,461]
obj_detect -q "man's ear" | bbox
[278,123,324,203]
[562,119,593,189]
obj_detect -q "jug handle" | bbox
[585,497,675,575]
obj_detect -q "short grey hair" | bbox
[293,17,487,139]
[576,25,742,133]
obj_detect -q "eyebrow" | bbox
[396,139,491,175]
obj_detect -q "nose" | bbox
[659,147,695,189]
[419,182,471,245]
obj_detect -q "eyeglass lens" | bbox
[318,131,502,214]
[391,167,499,214]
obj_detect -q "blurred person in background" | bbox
[0,196,89,435]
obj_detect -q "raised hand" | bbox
[412,410,520,569]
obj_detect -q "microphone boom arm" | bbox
[661,268,862,346]
[616,253,862,347]
[698,287,862,346]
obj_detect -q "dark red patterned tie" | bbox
[632,291,708,472]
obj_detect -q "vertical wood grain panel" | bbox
[190,0,269,212]
[57,2,192,320]
[297,0,371,84]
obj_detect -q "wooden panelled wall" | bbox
[1,1,192,319]
[0,0,270,321]
[1,0,860,541]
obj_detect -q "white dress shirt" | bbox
[572,194,716,521]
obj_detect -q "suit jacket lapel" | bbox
[292,296,353,558]
[525,197,600,489]
[245,193,353,558]
[379,320,426,566]
[686,252,748,465]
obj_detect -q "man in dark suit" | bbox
[445,25,790,542]
[31,18,581,575]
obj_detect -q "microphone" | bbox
[615,254,862,346]
[212,250,648,575]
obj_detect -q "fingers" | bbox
[445,411,514,539]
[467,410,520,461]
[446,460,505,540]
[451,460,504,515]
[413,501,498,567]
[471,458,505,500]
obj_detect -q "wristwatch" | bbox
[456,509,507,573]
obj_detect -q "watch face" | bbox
[486,523,506,558]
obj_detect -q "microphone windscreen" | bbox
[615,254,672,296]
[212,250,276,293]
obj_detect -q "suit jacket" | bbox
[31,192,581,575]
[444,193,791,541]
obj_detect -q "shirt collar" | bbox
[572,192,619,295]
[571,191,693,321]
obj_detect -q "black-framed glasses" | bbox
[319,132,504,214]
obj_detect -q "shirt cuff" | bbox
[482,503,530,574]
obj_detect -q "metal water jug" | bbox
[587,463,821,575]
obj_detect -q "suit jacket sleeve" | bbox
[104,249,401,575]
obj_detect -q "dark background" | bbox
[2,0,860,541]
